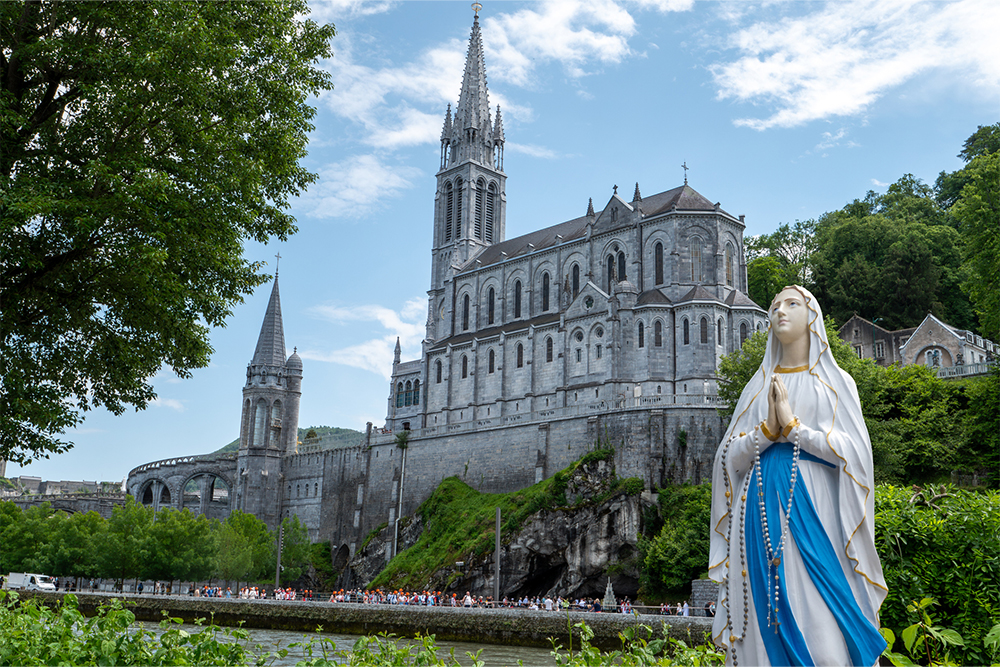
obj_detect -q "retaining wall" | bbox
[18,591,713,651]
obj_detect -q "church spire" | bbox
[251,277,286,367]
[440,10,496,168]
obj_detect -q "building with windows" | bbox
[386,13,766,439]
[839,313,995,376]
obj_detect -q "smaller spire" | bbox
[587,197,595,217]
[393,337,401,364]
[441,104,453,142]
[493,105,504,143]
[633,182,641,202]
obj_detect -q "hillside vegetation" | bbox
[212,426,364,454]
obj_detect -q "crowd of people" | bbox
[57,578,715,616]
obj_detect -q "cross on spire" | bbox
[681,161,689,185]
[274,252,282,277]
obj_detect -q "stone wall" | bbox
[21,591,713,650]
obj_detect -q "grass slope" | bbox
[370,448,641,591]
[212,426,364,454]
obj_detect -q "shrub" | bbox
[875,485,1000,666]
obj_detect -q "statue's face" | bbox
[770,287,809,345]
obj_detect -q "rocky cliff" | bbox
[347,454,654,601]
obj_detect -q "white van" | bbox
[4,573,57,592]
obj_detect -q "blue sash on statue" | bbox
[745,443,886,667]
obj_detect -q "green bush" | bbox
[875,485,1000,666]
[638,483,712,598]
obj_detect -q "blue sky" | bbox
[10,0,999,484]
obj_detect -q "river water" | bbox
[142,622,558,666]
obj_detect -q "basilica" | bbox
[386,13,766,435]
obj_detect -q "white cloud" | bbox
[484,0,638,85]
[308,0,394,22]
[302,298,425,378]
[150,397,185,412]
[871,178,889,187]
[299,154,421,219]
[711,0,1000,130]
[506,142,560,159]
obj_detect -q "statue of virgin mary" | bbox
[709,286,887,666]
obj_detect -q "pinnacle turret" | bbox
[440,104,452,142]
[633,182,642,202]
[587,197,595,217]
[493,105,505,143]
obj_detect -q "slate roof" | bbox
[725,289,763,308]
[677,285,723,304]
[636,288,673,306]
[431,312,562,350]
[458,184,735,273]
[461,216,590,270]
[252,279,286,366]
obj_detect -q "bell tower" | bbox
[235,270,302,530]
[428,9,507,338]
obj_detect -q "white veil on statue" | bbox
[708,285,887,656]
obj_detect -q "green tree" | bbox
[809,174,974,331]
[746,256,788,309]
[952,152,1000,341]
[0,1,335,464]
[277,515,310,585]
[936,122,1000,209]
[34,510,105,579]
[96,497,152,587]
[215,510,274,584]
[146,508,216,584]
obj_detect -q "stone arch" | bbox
[180,472,232,520]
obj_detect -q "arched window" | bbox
[404,380,412,406]
[516,343,524,368]
[454,177,463,240]
[683,319,690,345]
[740,322,748,345]
[725,243,734,286]
[617,251,626,283]
[701,317,709,344]
[436,360,442,383]
[514,280,522,318]
[542,272,550,312]
[638,322,645,348]
[485,183,497,243]
[718,318,724,345]
[445,182,454,242]
[462,293,470,331]
[654,242,663,285]
[546,337,553,362]
[487,287,495,324]
[462,355,468,378]
[253,398,267,447]
[572,264,580,297]
[413,380,420,405]
[607,254,615,291]
[475,177,485,240]
[396,383,404,408]
[654,321,663,347]
[488,349,495,373]
[690,239,702,282]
